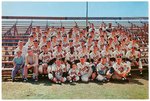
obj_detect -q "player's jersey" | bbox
[98,39,106,46]
[62,41,69,48]
[113,49,125,58]
[101,50,113,58]
[127,42,139,50]
[97,62,109,72]
[113,62,126,73]
[47,45,53,53]
[55,65,64,76]
[50,31,57,38]
[66,52,78,62]
[14,46,27,58]
[64,45,71,53]
[77,62,90,75]
[77,50,89,60]
[61,64,67,73]
[68,68,79,77]
[74,41,81,47]
[77,62,90,70]
[126,50,140,59]
[86,40,93,48]
[89,51,101,62]
[31,45,40,55]
[25,40,34,48]
[39,41,47,49]
[51,41,58,48]
[39,52,52,63]
[53,50,65,59]
[120,43,127,51]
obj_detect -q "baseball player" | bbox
[77,45,89,61]
[73,34,81,52]
[89,45,101,80]
[67,63,80,82]
[112,44,125,58]
[46,39,53,53]
[25,34,34,48]
[50,59,66,84]
[31,40,40,55]
[77,56,92,82]
[60,27,67,36]
[51,36,58,49]
[62,34,69,53]
[32,31,38,41]
[126,47,143,75]
[56,31,62,42]
[39,44,52,74]
[72,26,80,39]
[39,35,47,50]
[98,35,106,46]
[127,39,139,50]
[14,40,27,59]
[66,46,78,67]
[53,44,65,60]
[96,57,110,82]
[49,26,57,38]
[107,56,130,81]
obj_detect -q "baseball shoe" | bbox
[121,77,126,81]
[12,79,15,82]
[23,78,28,82]
[128,73,132,76]
[56,81,59,84]
[35,77,38,82]
[58,81,62,85]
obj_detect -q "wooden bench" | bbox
[2,37,29,39]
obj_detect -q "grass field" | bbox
[2,72,149,99]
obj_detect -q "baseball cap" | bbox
[33,40,39,42]
[29,34,34,38]
[69,40,73,42]
[62,34,67,37]
[42,44,47,48]
[16,49,22,53]
[27,48,32,51]
[42,35,47,38]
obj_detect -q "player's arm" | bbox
[32,54,38,67]
[25,55,31,67]
[113,65,121,75]
[13,58,16,68]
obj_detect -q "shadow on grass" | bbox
[2,71,148,86]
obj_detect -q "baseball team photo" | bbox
[1,1,149,99]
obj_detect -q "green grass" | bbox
[2,78,148,99]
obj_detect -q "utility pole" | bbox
[86,2,88,27]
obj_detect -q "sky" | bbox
[2,1,148,17]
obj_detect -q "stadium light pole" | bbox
[86,1,88,28]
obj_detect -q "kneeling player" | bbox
[67,63,80,82]
[126,47,143,75]
[49,59,66,84]
[77,56,92,82]
[96,57,109,82]
[107,56,130,81]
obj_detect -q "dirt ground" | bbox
[2,72,149,99]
